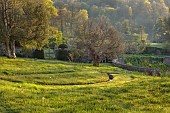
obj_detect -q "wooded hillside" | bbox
[53,0,170,42]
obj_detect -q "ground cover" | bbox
[0,57,170,113]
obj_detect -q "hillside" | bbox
[0,57,170,112]
[53,0,170,40]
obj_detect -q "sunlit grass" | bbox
[149,43,163,49]
[0,57,170,113]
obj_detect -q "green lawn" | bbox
[0,57,170,113]
[149,43,163,49]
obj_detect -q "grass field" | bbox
[0,57,170,113]
[148,43,163,49]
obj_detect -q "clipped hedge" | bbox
[57,49,70,61]
[33,49,44,59]
[143,47,170,55]
[57,44,70,61]
[58,44,68,49]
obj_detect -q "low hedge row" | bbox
[124,55,164,67]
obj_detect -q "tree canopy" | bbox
[0,0,57,58]
[53,0,169,42]
[73,16,125,66]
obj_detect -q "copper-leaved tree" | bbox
[74,16,125,66]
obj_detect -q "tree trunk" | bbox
[4,38,12,58]
[93,59,100,66]
[4,38,16,58]
[89,47,101,66]
[1,0,16,59]
[92,54,100,66]
[10,40,16,58]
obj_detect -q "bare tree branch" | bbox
[73,16,125,66]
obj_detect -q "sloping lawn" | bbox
[0,57,170,113]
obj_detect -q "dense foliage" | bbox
[51,0,170,56]
[73,16,125,66]
[33,49,45,59]
[0,0,57,58]
[53,0,169,41]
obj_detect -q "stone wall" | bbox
[112,62,160,76]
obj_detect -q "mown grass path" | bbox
[0,57,170,113]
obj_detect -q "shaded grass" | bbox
[0,57,170,113]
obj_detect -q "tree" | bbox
[74,16,125,66]
[19,0,57,49]
[73,9,88,36]
[153,17,166,42]
[0,0,24,58]
[55,4,67,34]
[54,2,88,39]
[0,0,57,58]
[164,15,170,51]
[116,19,131,35]
[75,10,88,23]
[46,28,63,49]
[154,9,170,51]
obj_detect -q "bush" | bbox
[57,49,70,61]
[126,41,146,54]
[57,44,70,61]
[58,44,68,49]
[33,49,44,59]
[16,49,33,58]
[143,47,170,55]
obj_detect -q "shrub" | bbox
[16,49,33,58]
[143,47,170,55]
[58,44,68,49]
[57,44,70,61]
[126,40,146,54]
[33,49,44,59]
[57,49,70,61]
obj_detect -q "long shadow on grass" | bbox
[0,92,19,113]
[0,77,109,86]
[1,70,76,76]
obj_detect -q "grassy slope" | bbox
[0,57,170,113]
